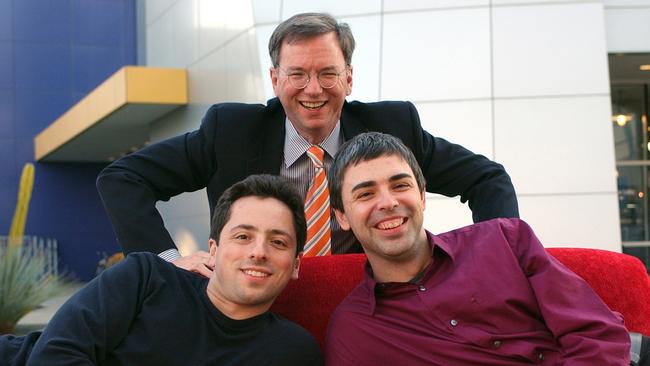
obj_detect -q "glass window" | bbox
[610,53,650,272]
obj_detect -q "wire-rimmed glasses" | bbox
[277,67,348,89]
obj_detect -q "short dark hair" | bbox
[268,12,355,68]
[210,175,306,255]
[328,132,426,212]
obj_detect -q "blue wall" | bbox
[0,0,136,280]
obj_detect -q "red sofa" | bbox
[271,248,650,349]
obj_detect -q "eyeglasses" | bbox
[277,67,348,89]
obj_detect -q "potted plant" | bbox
[0,163,70,334]
[0,245,69,334]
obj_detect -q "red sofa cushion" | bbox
[546,248,650,335]
[271,254,366,348]
[271,249,650,348]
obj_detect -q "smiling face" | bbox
[270,32,353,144]
[334,154,429,277]
[206,196,301,319]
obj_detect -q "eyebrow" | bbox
[231,224,256,232]
[268,228,293,239]
[350,173,413,193]
[230,225,293,239]
[285,65,339,72]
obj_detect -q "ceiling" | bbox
[609,53,650,84]
[609,53,650,109]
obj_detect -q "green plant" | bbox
[1,163,70,334]
[9,163,34,246]
[0,245,70,334]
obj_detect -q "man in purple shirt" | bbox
[324,132,631,365]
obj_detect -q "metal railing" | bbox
[0,236,59,276]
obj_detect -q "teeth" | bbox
[377,218,404,230]
[300,101,326,109]
[243,270,269,278]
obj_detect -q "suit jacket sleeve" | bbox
[405,102,519,221]
[96,106,220,254]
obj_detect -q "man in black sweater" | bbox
[1,175,322,365]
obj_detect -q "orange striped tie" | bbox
[303,146,332,257]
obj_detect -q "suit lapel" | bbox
[247,100,366,175]
[246,98,285,175]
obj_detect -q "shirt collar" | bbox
[283,118,342,168]
[360,230,456,315]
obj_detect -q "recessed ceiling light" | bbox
[641,64,650,71]
[615,114,629,127]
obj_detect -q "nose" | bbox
[377,189,399,211]
[303,73,323,95]
[249,238,268,261]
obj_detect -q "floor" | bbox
[14,284,83,335]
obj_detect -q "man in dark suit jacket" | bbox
[97,12,519,276]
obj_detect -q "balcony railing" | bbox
[0,236,59,276]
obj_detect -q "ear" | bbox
[291,253,302,280]
[270,67,279,95]
[345,65,353,96]
[209,238,217,257]
[421,189,426,211]
[334,208,351,230]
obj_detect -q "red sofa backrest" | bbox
[271,249,650,348]
[546,248,650,335]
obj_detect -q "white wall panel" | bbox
[197,0,226,58]
[188,47,228,105]
[163,213,211,255]
[255,24,277,101]
[492,3,609,97]
[157,190,210,254]
[605,8,650,53]
[281,0,381,19]
[146,9,174,67]
[604,0,650,6]
[518,193,621,251]
[171,0,199,67]
[197,0,254,59]
[384,0,488,12]
[221,0,255,39]
[252,0,281,24]
[157,188,210,219]
[340,15,381,102]
[416,100,494,159]
[145,0,176,25]
[224,29,265,103]
[492,0,589,4]
[494,96,617,195]
[423,195,474,235]
[382,9,491,101]
[148,104,206,142]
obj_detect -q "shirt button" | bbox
[418,285,426,292]
[492,340,501,348]
[538,353,544,361]
[450,319,458,327]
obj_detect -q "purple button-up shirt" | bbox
[325,218,630,365]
